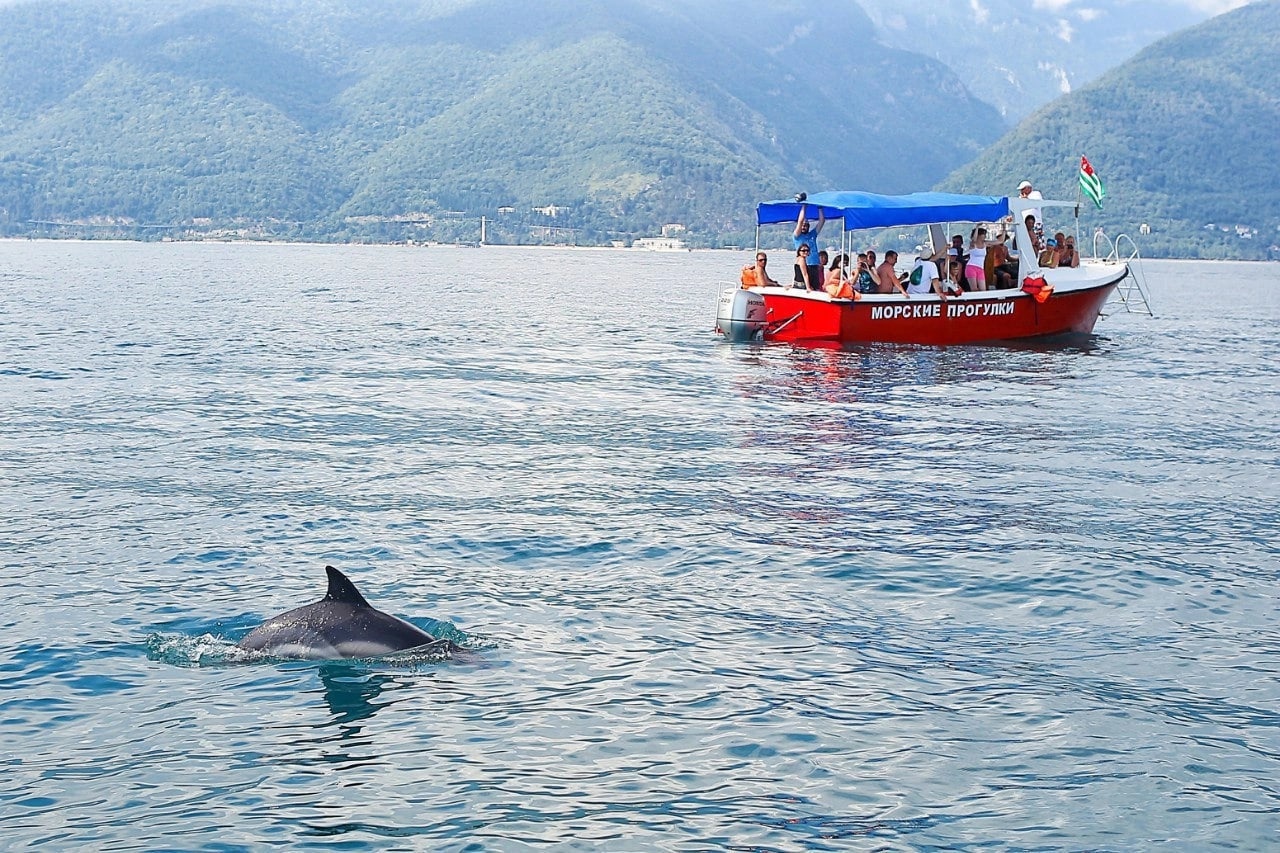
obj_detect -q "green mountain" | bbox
[0,0,1004,244]
[4,0,1273,255]
[941,0,1280,260]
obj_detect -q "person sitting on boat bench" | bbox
[824,252,845,289]
[987,234,1016,289]
[907,246,951,300]
[875,250,909,296]
[1023,213,1044,255]
[793,245,819,289]
[1039,237,1060,268]
[947,234,968,279]
[794,206,825,291]
[742,251,779,287]
[824,253,855,299]
[946,259,966,296]
[1058,234,1080,268]
[854,253,877,294]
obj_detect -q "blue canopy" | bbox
[757,191,1010,231]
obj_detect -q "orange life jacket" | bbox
[824,278,853,299]
[740,266,759,288]
[1021,275,1054,303]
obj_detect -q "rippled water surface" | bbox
[2,240,1278,850]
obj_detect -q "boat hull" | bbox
[737,265,1127,346]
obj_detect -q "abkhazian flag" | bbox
[1079,155,1105,209]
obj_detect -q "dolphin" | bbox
[237,565,459,660]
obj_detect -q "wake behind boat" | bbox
[716,190,1142,346]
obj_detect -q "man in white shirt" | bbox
[907,246,949,299]
[1018,180,1043,226]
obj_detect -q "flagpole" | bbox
[1075,153,1083,256]
[1075,154,1083,205]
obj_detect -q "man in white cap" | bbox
[907,244,951,300]
[1017,179,1043,226]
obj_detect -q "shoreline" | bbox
[1,235,1275,262]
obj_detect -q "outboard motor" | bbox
[715,286,767,342]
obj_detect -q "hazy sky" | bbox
[0,0,1260,8]
[1181,0,1253,11]
[1029,0,1251,12]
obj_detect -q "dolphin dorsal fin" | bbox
[324,565,372,608]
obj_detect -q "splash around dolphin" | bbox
[237,565,462,661]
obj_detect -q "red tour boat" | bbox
[716,191,1135,346]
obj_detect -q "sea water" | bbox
[1,240,1277,850]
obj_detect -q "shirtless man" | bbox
[875,250,909,296]
[747,251,779,287]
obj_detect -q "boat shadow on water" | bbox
[730,330,1112,406]
[976,330,1112,354]
[775,329,1111,355]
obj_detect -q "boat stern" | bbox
[715,286,768,342]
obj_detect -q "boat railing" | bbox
[1091,228,1114,261]
[768,310,805,336]
[1094,230,1153,316]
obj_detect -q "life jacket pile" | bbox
[1021,275,1054,304]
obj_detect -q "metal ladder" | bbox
[1093,230,1154,316]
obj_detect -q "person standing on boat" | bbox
[875,250,909,296]
[794,206,825,291]
[1017,180,1043,226]
[966,226,989,292]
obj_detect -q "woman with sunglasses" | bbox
[793,245,818,290]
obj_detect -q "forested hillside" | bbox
[2,0,1275,256]
[942,0,1280,260]
[0,0,1003,245]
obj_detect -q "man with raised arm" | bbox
[794,205,825,292]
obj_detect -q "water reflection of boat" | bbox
[734,337,1079,407]
[730,341,1092,492]
[716,191,1135,346]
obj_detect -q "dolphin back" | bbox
[237,566,445,660]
